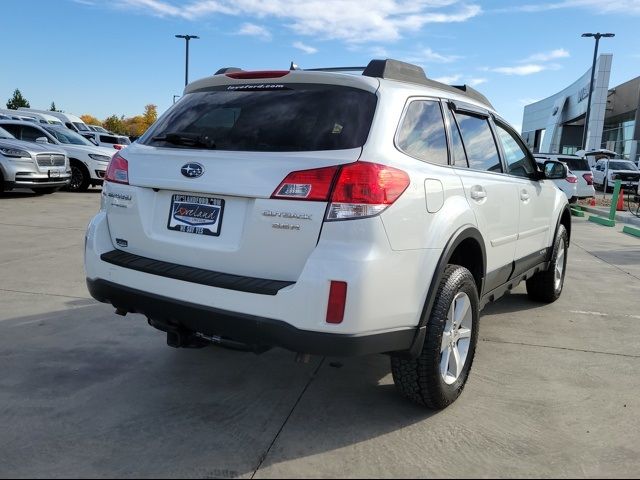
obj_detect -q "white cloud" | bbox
[468,77,487,86]
[293,41,318,54]
[496,0,640,15]
[522,48,570,63]
[417,48,461,63]
[492,64,547,76]
[237,23,272,41]
[433,74,462,84]
[110,0,482,43]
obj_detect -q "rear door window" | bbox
[142,84,377,152]
[454,112,502,173]
[396,100,448,165]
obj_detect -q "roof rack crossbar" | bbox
[304,66,367,72]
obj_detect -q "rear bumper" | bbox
[87,278,416,356]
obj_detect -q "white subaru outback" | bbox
[85,60,571,409]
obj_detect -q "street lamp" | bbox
[581,32,615,150]
[175,34,200,87]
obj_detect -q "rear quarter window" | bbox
[141,84,377,152]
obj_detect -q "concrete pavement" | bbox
[1,190,639,478]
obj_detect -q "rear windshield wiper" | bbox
[152,132,216,149]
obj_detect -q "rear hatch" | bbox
[105,75,378,282]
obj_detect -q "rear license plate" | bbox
[167,194,224,237]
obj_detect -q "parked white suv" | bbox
[0,120,115,191]
[85,60,571,409]
[535,153,595,200]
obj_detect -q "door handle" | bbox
[470,185,487,201]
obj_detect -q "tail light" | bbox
[271,165,340,201]
[583,173,593,185]
[105,153,129,185]
[113,144,124,150]
[271,162,410,220]
[326,281,347,324]
[566,176,578,184]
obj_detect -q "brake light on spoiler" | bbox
[271,162,410,220]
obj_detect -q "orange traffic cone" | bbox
[617,188,625,211]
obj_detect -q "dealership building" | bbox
[521,54,640,163]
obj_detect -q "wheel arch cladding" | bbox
[560,206,572,243]
[422,226,485,327]
[405,226,486,358]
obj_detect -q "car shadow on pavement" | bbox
[481,291,547,315]
[0,303,437,477]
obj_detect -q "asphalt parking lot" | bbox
[1,189,640,478]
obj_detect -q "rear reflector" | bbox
[326,281,347,324]
[105,153,129,185]
[583,173,593,185]
[271,165,340,201]
[226,70,290,79]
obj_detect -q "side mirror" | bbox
[544,160,567,180]
[35,136,49,144]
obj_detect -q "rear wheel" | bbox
[526,224,568,303]
[391,265,479,410]
[68,161,90,192]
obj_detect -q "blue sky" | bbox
[2,0,640,131]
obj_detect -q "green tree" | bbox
[50,102,58,112]
[103,115,127,135]
[6,89,30,109]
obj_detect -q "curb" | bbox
[579,205,640,228]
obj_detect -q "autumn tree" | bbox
[103,115,127,135]
[81,114,102,126]
[6,89,30,109]
[143,104,158,129]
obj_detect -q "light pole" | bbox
[581,32,615,150]
[175,34,199,87]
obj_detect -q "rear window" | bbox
[100,135,119,144]
[609,161,638,171]
[141,84,377,152]
[560,157,590,171]
[118,136,131,145]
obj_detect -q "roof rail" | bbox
[305,66,367,73]
[451,85,494,109]
[362,59,494,109]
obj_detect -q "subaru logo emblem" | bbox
[181,163,204,178]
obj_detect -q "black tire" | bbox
[32,187,60,195]
[526,224,568,303]
[391,265,479,410]
[68,161,90,192]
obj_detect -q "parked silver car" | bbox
[0,126,71,193]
